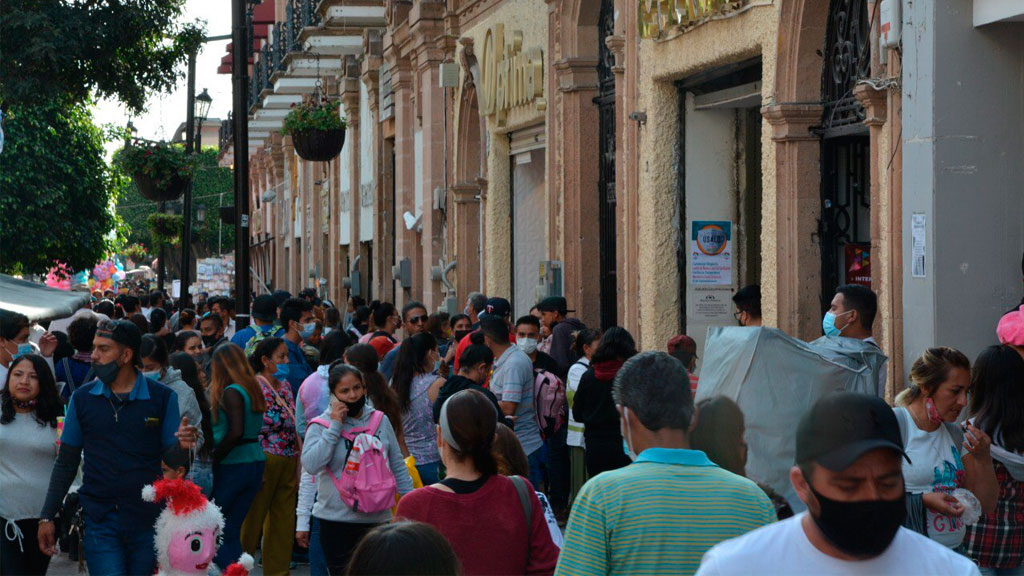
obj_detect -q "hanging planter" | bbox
[283,99,347,162]
[147,213,184,248]
[116,142,194,202]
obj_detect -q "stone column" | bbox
[762,103,823,340]
[342,66,362,305]
[389,53,415,308]
[451,184,482,304]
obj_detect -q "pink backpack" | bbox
[533,368,567,439]
[308,411,397,513]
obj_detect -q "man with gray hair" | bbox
[464,291,487,328]
[556,351,775,576]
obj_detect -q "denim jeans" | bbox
[544,425,570,510]
[213,460,265,570]
[527,447,544,491]
[980,567,1024,576]
[416,461,440,485]
[309,516,328,576]
[82,511,156,576]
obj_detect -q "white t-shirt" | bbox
[696,513,981,576]
[566,357,589,448]
[896,407,967,548]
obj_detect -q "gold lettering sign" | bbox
[479,24,545,127]
[638,0,748,39]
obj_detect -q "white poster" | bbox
[691,287,734,323]
[912,213,926,278]
[690,221,733,286]
[171,280,181,299]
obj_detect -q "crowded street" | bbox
[3,0,1024,575]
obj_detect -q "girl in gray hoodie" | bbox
[301,363,414,574]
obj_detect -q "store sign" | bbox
[479,24,545,126]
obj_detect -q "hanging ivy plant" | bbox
[116,142,194,201]
[147,213,183,247]
[282,99,347,134]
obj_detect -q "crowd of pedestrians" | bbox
[1,278,1024,576]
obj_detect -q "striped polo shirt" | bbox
[556,447,776,576]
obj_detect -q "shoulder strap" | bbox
[510,475,532,528]
[893,407,910,449]
[944,422,965,449]
[367,410,385,435]
[309,417,332,429]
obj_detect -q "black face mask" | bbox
[809,486,905,558]
[344,395,367,417]
[453,329,472,343]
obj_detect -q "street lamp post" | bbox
[180,73,212,306]
[231,0,254,331]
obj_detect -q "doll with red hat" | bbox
[141,478,253,576]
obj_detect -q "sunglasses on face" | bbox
[408,314,429,325]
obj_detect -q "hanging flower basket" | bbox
[116,142,195,202]
[291,128,346,162]
[283,99,348,162]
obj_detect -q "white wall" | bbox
[359,81,374,242]
[512,147,547,318]
[684,93,739,366]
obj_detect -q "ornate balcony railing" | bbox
[219,114,234,155]
[638,0,752,39]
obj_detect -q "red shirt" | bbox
[396,475,559,575]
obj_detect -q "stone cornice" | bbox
[606,35,626,74]
[762,103,823,143]
[554,58,600,93]
[450,183,481,203]
[853,84,888,128]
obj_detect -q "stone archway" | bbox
[453,80,486,300]
[762,0,829,339]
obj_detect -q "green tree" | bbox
[0,99,125,276]
[0,0,203,112]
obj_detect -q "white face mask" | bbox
[621,406,637,461]
[517,337,538,355]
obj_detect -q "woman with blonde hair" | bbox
[894,346,998,549]
[209,343,267,570]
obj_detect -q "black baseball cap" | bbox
[796,392,910,471]
[536,296,571,315]
[271,290,292,308]
[479,297,512,320]
[252,295,278,322]
[95,319,142,357]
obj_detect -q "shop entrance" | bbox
[819,0,871,308]
[509,127,547,318]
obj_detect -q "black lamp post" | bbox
[197,203,206,224]
[180,80,213,307]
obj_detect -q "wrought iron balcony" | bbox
[219,114,234,155]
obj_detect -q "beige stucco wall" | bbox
[636,5,779,350]
[454,0,549,299]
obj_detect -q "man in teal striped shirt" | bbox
[556,351,776,576]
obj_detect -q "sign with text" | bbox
[479,24,546,127]
[844,244,871,287]
[690,221,732,286]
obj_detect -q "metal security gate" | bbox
[819,0,871,309]
[595,0,618,330]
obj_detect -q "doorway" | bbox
[595,0,618,330]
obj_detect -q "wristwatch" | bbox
[38,518,53,524]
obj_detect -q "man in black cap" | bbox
[230,294,284,349]
[452,297,514,373]
[37,319,198,575]
[696,393,979,576]
[536,296,587,374]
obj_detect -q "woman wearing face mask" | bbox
[572,327,637,477]
[240,337,299,576]
[894,347,998,549]
[344,344,407,456]
[396,390,559,575]
[443,314,473,374]
[141,334,205,451]
[0,310,56,386]
[391,333,445,484]
[209,344,267,570]
[301,364,414,574]
[963,345,1024,575]
[566,328,601,501]
[0,355,62,575]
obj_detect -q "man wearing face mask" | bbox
[822,284,888,397]
[279,298,314,397]
[37,319,199,575]
[557,352,775,576]
[695,392,980,576]
[515,314,570,519]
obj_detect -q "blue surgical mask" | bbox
[299,322,316,340]
[822,310,852,338]
[142,370,162,381]
[13,343,34,360]
[621,406,638,461]
[274,363,291,380]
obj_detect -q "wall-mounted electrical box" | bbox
[535,260,563,302]
[392,258,412,289]
[880,0,901,49]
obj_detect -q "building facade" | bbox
[219,0,1024,395]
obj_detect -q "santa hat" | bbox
[223,554,254,576]
[997,306,1024,347]
[142,479,224,574]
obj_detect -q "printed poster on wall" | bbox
[690,221,733,286]
[844,244,871,287]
